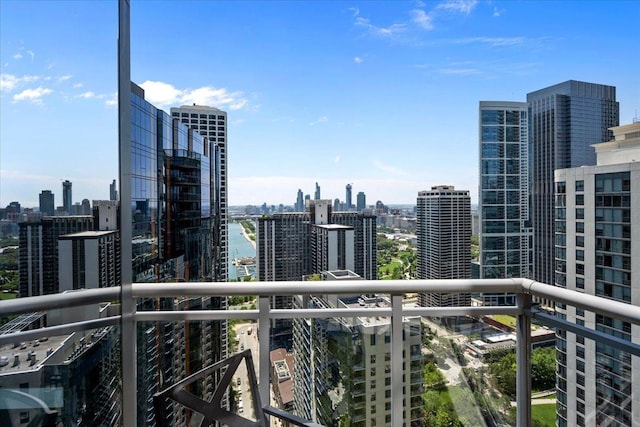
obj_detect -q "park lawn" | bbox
[0,292,17,300]
[378,261,403,279]
[492,314,517,328]
[532,403,556,426]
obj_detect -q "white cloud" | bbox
[352,8,407,37]
[354,56,364,64]
[76,91,96,99]
[73,82,83,88]
[13,53,23,60]
[27,50,35,61]
[493,7,505,17]
[448,36,526,46]
[372,160,408,176]
[12,87,53,105]
[1,74,40,93]
[411,9,434,30]
[334,156,341,164]
[104,92,118,107]
[139,80,250,111]
[436,0,478,14]
[57,74,72,82]
[309,116,329,126]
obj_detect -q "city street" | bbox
[233,322,259,419]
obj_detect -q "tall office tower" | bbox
[528,80,619,286]
[58,230,121,291]
[314,182,321,200]
[295,189,304,212]
[416,186,471,307]
[110,179,118,201]
[554,122,639,427]
[478,101,533,305]
[293,273,423,426]
[39,190,55,216]
[62,179,72,214]
[345,183,353,211]
[128,84,224,426]
[356,191,366,212]
[19,215,94,297]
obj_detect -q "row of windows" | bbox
[173,112,226,120]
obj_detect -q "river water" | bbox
[227,222,256,280]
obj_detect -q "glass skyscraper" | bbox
[130,82,224,426]
[528,80,619,287]
[478,101,532,304]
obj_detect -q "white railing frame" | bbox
[2,278,640,427]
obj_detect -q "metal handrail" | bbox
[2,278,640,427]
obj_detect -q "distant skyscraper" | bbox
[528,80,619,286]
[39,190,55,216]
[345,183,353,211]
[417,186,471,307]
[296,189,304,212]
[554,122,639,427]
[478,102,532,305]
[356,191,366,212]
[110,179,118,201]
[81,199,91,215]
[62,180,72,214]
[314,182,321,200]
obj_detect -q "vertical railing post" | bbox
[118,1,135,425]
[516,293,532,427]
[258,296,270,416]
[391,294,404,425]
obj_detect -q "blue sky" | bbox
[1,1,639,208]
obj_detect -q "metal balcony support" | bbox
[258,296,271,417]
[118,0,136,425]
[391,294,403,426]
[516,293,532,427]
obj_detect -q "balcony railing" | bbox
[1,278,640,426]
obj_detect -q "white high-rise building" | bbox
[171,104,228,283]
[554,122,640,427]
[417,185,471,307]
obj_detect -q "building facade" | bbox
[19,215,94,297]
[356,191,366,212]
[417,186,471,307]
[39,190,55,217]
[58,230,121,291]
[478,101,532,305]
[170,104,228,284]
[257,200,376,349]
[528,80,619,286]
[130,84,225,426]
[293,277,423,426]
[554,122,639,427]
[62,180,72,215]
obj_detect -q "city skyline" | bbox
[1,1,639,207]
